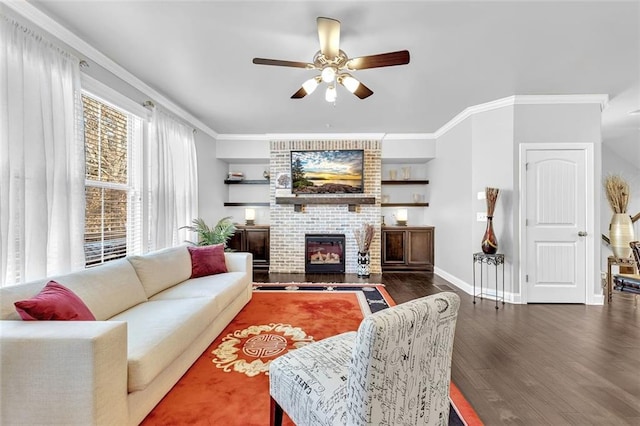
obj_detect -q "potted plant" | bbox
[181,217,237,248]
[604,174,634,258]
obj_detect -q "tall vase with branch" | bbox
[481,187,500,254]
[354,223,374,278]
[605,174,634,258]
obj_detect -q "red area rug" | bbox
[142,284,482,425]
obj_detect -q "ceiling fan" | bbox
[252,17,410,102]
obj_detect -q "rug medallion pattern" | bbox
[211,323,314,377]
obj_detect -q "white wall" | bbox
[514,103,603,302]
[426,118,474,286]
[429,100,603,303]
[195,132,227,227]
[471,106,516,295]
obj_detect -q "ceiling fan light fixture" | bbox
[321,66,336,83]
[325,85,337,102]
[302,77,320,95]
[340,74,360,93]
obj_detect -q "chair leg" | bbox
[270,396,284,426]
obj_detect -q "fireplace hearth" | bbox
[305,234,346,273]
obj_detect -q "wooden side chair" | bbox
[268,292,460,426]
[613,241,640,306]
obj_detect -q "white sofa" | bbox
[0,245,253,425]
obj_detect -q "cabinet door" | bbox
[407,228,434,270]
[227,230,244,252]
[245,228,270,267]
[382,230,407,265]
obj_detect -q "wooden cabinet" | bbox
[228,225,270,270]
[381,226,434,272]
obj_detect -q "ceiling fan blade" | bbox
[317,17,340,59]
[346,50,410,70]
[353,82,374,99]
[291,87,308,99]
[252,58,313,69]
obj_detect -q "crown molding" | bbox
[216,134,269,141]
[265,133,386,141]
[434,94,609,139]
[5,0,218,139]
[383,133,436,141]
[512,94,609,110]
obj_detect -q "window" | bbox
[82,94,143,266]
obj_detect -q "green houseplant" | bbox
[181,217,237,248]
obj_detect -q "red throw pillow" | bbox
[14,281,96,321]
[188,244,228,278]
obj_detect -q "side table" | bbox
[473,252,505,309]
[606,256,637,304]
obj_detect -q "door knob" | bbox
[578,231,587,237]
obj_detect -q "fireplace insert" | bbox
[305,234,345,273]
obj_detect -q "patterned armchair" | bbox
[269,292,460,426]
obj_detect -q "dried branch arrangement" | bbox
[353,223,375,253]
[485,187,500,217]
[604,174,630,214]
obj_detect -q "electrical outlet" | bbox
[477,191,486,200]
[477,212,487,221]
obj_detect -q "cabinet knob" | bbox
[578,231,587,237]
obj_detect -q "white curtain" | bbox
[0,16,85,286]
[148,108,198,250]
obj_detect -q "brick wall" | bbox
[269,140,381,274]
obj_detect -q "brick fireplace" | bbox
[269,140,381,274]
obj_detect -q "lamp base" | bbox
[396,220,407,226]
[245,219,255,226]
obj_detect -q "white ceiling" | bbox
[23,1,640,158]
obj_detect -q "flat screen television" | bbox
[291,149,364,194]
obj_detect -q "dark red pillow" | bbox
[14,281,96,321]
[188,244,228,278]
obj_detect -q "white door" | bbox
[525,148,588,303]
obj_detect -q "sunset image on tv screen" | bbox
[291,150,364,194]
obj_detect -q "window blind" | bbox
[82,94,143,266]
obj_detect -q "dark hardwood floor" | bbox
[254,271,640,425]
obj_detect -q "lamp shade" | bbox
[396,209,408,222]
[325,85,337,102]
[341,75,360,93]
[245,208,255,221]
[302,77,319,95]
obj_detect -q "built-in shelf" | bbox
[382,203,430,207]
[381,180,429,185]
[276,196,376,212]
[224,179,270,185]
[223,202,270,207]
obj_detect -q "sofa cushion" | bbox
[0,259,147,321]
[150,272,249,310]
[128,246,192,298]
[14,281,96,321]
[108,297,217,392]
[187,244,227,278]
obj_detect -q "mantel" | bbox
[276,196,376,212]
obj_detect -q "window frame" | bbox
[81,75,147,267]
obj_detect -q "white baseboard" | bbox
[435,267,523,304]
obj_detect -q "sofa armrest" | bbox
[0,321,128,425]
[225,251,253,273]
